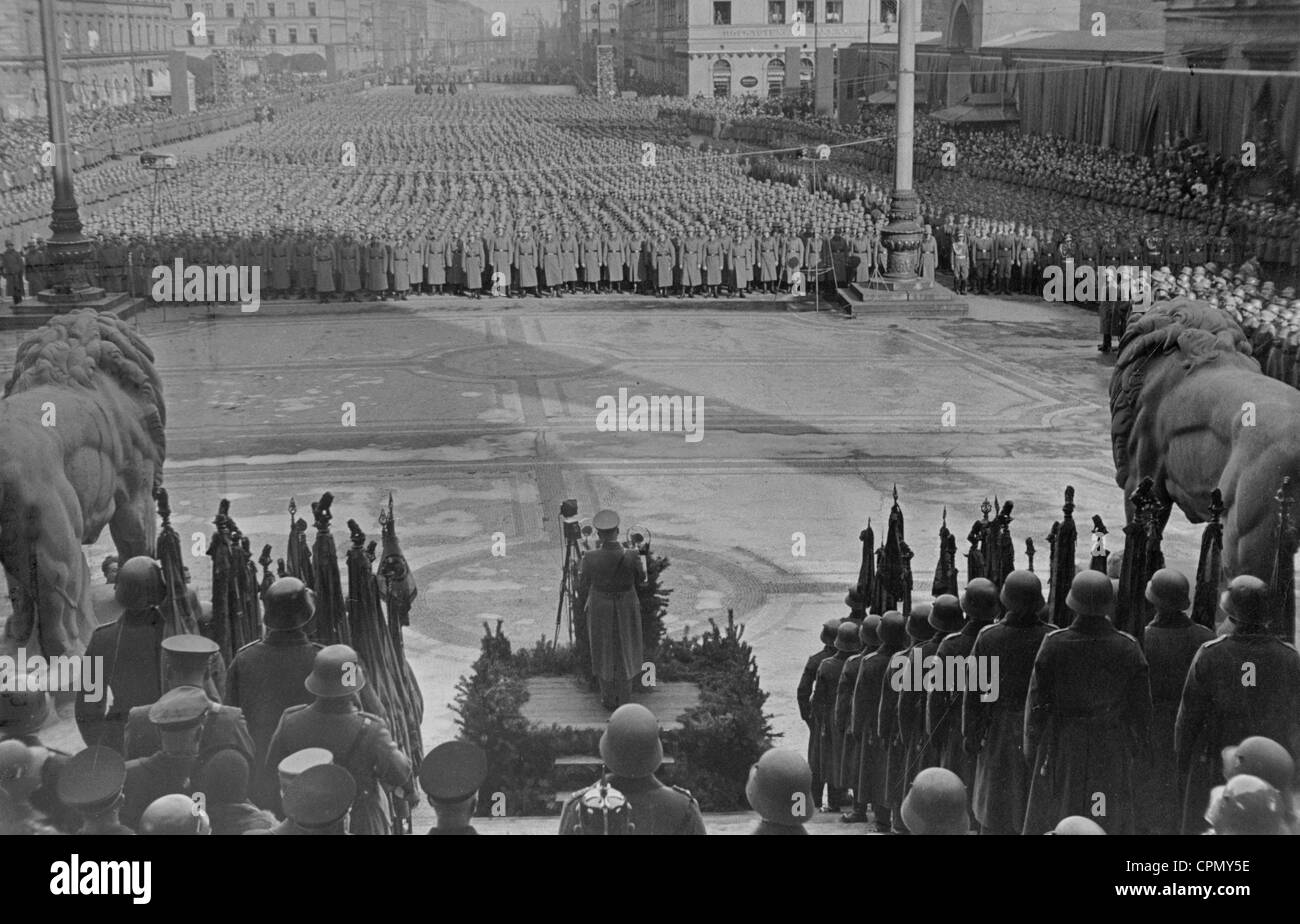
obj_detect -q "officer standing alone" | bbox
[578,510,646,710]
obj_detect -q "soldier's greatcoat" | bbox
[962,613,1054,835]
[75,608,166,754]
[1023,615,1151,835]
[1139,614,1213,834]
[260,699,413,836]
[1175,627,1300,834]
[576,541,644,684]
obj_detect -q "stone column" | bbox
[880,0,925,288]
[37,0,99,303]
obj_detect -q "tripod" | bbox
[554,532,583,647]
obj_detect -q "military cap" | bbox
[284,763,356,827]
[419,741,488,804]
[592,509,620,532]
[162,634,220,671]
[57,746,126,812]
[147,686,210,729]
[278,747,334,787]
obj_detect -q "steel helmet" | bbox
[264,577,316,630]
[1221,737,1296,795]
[928,596,964,634]
[859,613,882,649]
[1220,575,1269,625]
[1066,570,1114,618]
[1145,568,1191,612]
[0,684,50,738]
[819,617,841,647]
[960,578,1000,621]
[114,556,166,610]
[1049,815,1107,835]
[745,748,815,827]
[900,767,970,835]
[876,611,907,648]
[834,620,862,653]
[1205,774,1287,835]
[140,793,210,835]
[599,704,664,778]
[305,645,367,698]
[906,605,933,642]
[1000,570,1044,614]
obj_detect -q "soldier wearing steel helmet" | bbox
[797,617,840,807]
[1023,570,1152,835]
[1138,568,1213,834]
[854,611,906,832]
[962,570,1053,836]
[901,767,970,835]
[896,602,946,820]
[1203,774,1289,835]
[1175,574,1300,834]
[258,644,416,836]
[226,577,325,770]
[929,581,999,803]
[746,748,816,834]
[810,621,860,812]
[558,704,705,835]
[76,556,170,754]
[835,613,880,823]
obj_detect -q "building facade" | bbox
[621,0,894,98]
[427,0,488,69]
[167,0,424,75]
[0,0,172,120]
[1164,0,1300,71]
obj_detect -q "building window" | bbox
[826,0,843,23]
[267,1,276,16]
[881,0,898,25]
[768,1,785,25]
[307,1,316,16]
[287,1,296,15]
[204,3,214,18]
[797,1,814,23]
[712,58,731,97]
[188,29,196,45]
[308,26,317,43]
[225,3,235,18]
[767,57,784,96]
[801,56,813,85]
[246,1,256,14]
[713,1,730,24]
[225,28,234,43]
[268,26,277,43]
[185,3,194,18]
[207,30,215,44]
[288,26,297,43]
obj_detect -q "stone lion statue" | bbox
[1,309,165,656]
[1110,297,1300,598]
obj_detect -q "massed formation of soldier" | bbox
[798,553,1300,835]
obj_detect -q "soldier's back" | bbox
[561,775,705,835]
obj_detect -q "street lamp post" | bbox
[37,0,100,304]
[878,0,925,288]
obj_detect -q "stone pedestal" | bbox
[880,188,925,288]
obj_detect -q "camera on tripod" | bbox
[560,499,584,545]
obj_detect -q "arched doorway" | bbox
[950,1,974,52]
[766,58,785,98]
[800,57,814,89]
[712,59,731,98]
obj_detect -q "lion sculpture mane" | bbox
[0,309,165,656]
[1110,297,1300,593]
